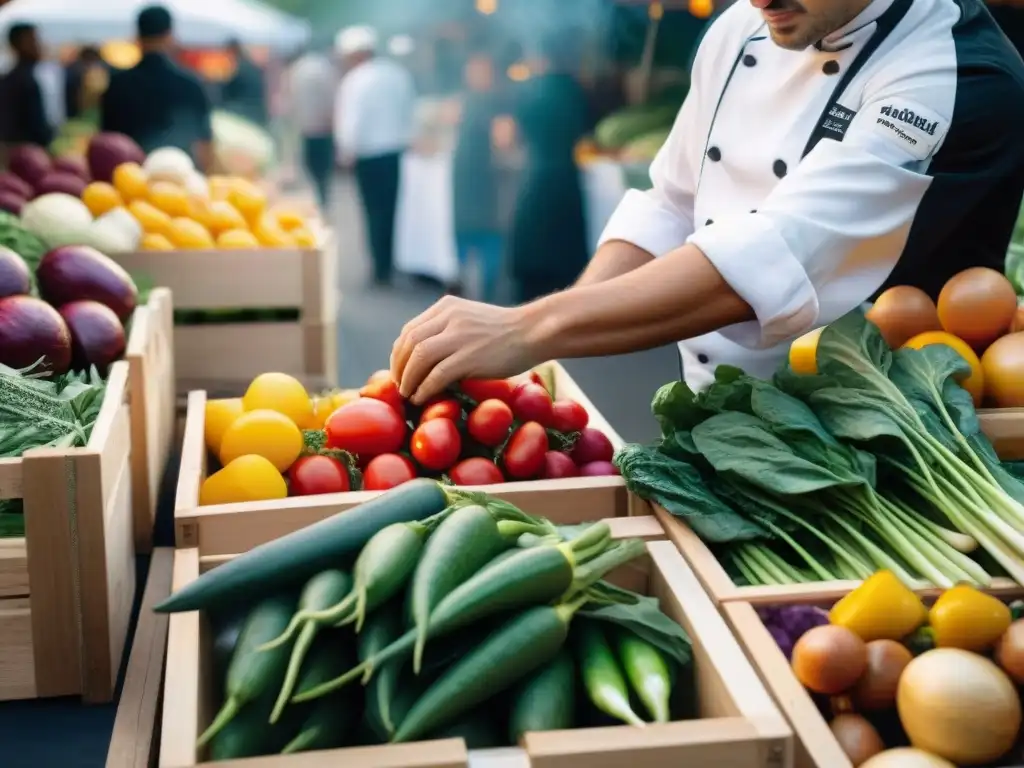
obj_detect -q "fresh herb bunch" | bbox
[0,359,107,537]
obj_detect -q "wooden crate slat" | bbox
[0,458,21,500]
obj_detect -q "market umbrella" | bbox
[0,0,310,49]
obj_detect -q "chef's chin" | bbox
[766,18,831,51]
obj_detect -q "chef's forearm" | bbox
[574,240,655,286]
[523,243,755,359]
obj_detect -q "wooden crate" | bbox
[113,234,337,393]
[159,516,792,768]
[649,410,1024,604]
[126,287,177,552]
[173,362,631,549]
[723,586,1024,768]
[0,361,136,703]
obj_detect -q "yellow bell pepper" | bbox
[929,584,1011,652]
[829,570,928,641]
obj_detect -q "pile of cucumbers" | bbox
[156,479,693,760]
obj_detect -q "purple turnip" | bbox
[0,247,31,298]
[0,295,72,375]
[87,133,145,183]
[34,171,87,199]
[37,245,138,323]
[8,144,51,187]
[570,428,615,466]
[52,155,89,180]
[59,300,126,375]
[541,451,578,479]
[577,461,620,477]
[0,190,26,215]
[0,172,33,199]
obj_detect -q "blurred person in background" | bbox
[286,42,337,209]
[222,38,267,126]
[0,23,54,149]
[334,25,416,288]
[64,46,108,121]
[449,47,509,303]
[506,32,590,303]
[101,5,214,171]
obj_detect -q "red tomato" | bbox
[541,451,578,479]
[411,418,462,471]
[570,428,615,465]
[420,398,462,423]
[503,422,548,479]
[363,454,417,491]
[550,399,589,433]
[528,370,547,390]
[467,399,514,447]
[325,399,407,457]
[459,378,515,404]
[289,455,351,496]
[360,375,405,417]
[366,369,391,385]
[511,382,554,426]
[449,457,506,486]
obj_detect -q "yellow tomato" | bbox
[128,200,172,237]
[227,180,267,223]
[219,410,304,472]
[199,454,287,506]
[141,233,174,251]
[204,397,245,454]
[217,228,260,249]
[789,327,825,375]
[207,175,233,200]
[304,395,337,429]
[903,331,985,407]
[168,217,215,250]
[82,181,124,217]
[253,215,296,247]
[113,162,149,201]
[291,226,317,248]
[331,389,361,411]
[149,181,192,217]
[274,209,307,231]
[204,200,248,235]
[243,372,314,426]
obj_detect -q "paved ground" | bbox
[329,174,679,445]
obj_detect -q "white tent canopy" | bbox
[0,0,310,50]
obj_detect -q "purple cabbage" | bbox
[759,605,830,659]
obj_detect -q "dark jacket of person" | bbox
[221,55,267,126]
[0,61,53,146]
[453,88,507,233]
[100,52,212,156]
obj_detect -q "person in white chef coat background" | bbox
[334,26,417,288]
[388,0,1024,404]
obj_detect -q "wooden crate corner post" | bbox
[126,287,177,553]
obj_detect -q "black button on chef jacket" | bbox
[598,0,1024,392]
[100,52,213,159]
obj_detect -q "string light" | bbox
[649,2,664,21]
[507,63,530,81]
[476,0,498,15]
[689,0,714,19]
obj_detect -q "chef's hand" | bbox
[391,296,541,404]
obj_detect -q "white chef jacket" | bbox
[334,57,416,160]
[600,0,1024,391]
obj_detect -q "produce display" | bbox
[617,308,1024,589]
[765,571,1024,766]
[155,483,692,759]
[198,369,620,506]
[790,267,1024,408]
[4,135,316,253]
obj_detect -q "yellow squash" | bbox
[243,372,314,427]
[219,409,304,472]
[204,398,245,454]
[199,455,287,506]
[829,570,928,642]
[929,584,1011,652]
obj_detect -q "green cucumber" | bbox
[156,480,451,614]
[617,631,671,723]
[431,711,505,749]
[199,594,296,747]
[208,696,279,760]
[509,649,576,742]
[294,542,580,701]
[359,603,405,741]
[266,569,353,724]
[391,601,586,743]
[407,504,510,672]
[577,622,645,727]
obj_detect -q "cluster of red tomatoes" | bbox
[306,371,619,493]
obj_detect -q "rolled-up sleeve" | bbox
[597,94,699,258]
[689,87,952,349]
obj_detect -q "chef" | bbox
[390,0,1024,403]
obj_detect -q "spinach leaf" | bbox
[808,388,908,445]
[816,310,897,394]
[773,363,838,400]
[613,443,767,542]
[691,411,863,496]
[651,380,713,436]
[699,366,755,415]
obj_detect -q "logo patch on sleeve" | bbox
[863,100,947,159]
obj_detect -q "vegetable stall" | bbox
[615,267,1024,605]
[158,482,792,766]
